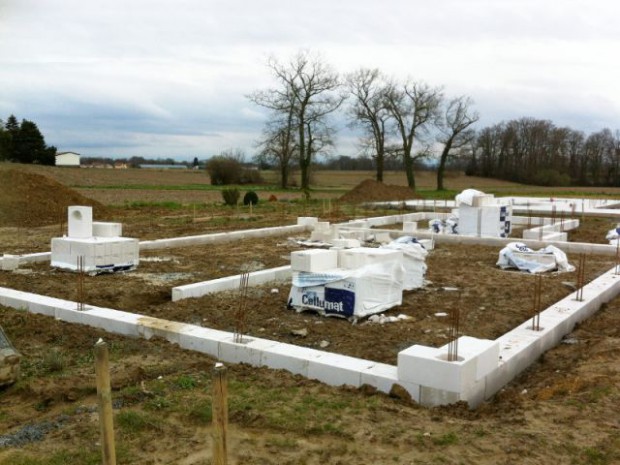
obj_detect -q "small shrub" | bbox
[176,374,197,390]
[221,188,240,206]
[243,191,259,206]
[206,156,242,185]
[239,168,263,184]
[42,348,66,373]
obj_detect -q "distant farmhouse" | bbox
[55,152,81,167]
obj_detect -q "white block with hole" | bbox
[397,336,497,393]
[290,249,338,272]
[218,336,281,366]
[68,206,93,238]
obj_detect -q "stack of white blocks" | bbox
[289,247,404,318]
[309,221,339,242]
[51,206,139,273]
[459,194,512,238]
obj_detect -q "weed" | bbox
[144,396,173,411]
[116,410,159,434]
[175,374,198,389]
[582,447,608,465]
[41,348,66,373]
[187,399,212,424]
[432,432,459,446]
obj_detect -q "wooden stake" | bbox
[212,363,229,465]
[95,340,117,465]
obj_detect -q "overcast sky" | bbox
[1,0,619,161]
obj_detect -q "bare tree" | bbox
[249,51,345,195]
[346,68,392,182]
[436,96,479,190]
[385,80,443,189]
[256,103,297,188]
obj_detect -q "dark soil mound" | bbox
[0,169,108,227]
[339,179,420,204]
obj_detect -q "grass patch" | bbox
[186,399,212,424]
[582,447,609,465]
[41,348,67,374]
[432,432,459,446]
[175,374,198,390]
[1,446,132,465]
[116,410,160,434]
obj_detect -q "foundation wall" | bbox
[2,265,620,407]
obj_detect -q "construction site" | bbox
[0,168,619,465]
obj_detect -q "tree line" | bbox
[248,50,478,192]
[466,118,620,186]
[249,50,620,191]
[0,115,57,165]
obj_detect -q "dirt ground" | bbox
[0,167,619,464]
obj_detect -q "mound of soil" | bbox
[339,179,420,203]
[0,169,107,228]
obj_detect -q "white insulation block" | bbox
[291,249,338,272]
[68,206,93,238]
[338,247,402,270]
[93,222,122,237]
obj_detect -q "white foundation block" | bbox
[1,255,19,271]
[297,217,318,227]
[178,326,230,357]
[218,336,280,366]
[419,386,461,407]
[68,206,93,238]
[172,265,291,301]
[440,336,499,381]
[93,222,122,237]
[307,352,376,387]
[136,316,194,344]
[360,363,399,394]
[290,249,338,272]
[398,341,485,393]
[260,343,324,376]
[80,308,141,337]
